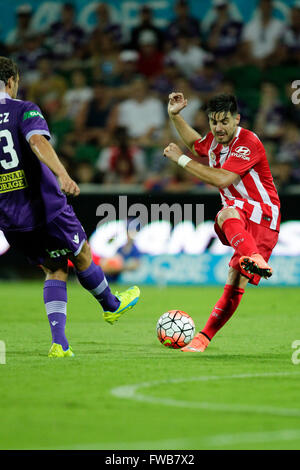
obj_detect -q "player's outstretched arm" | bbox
[164,142,239,189]
[168,92,202,154]
[29,134,80,197]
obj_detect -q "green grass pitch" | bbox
[0,280,300,450]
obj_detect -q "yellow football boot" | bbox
[103,285,140,324]
[48,343,75,358]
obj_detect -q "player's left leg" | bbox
[181,268,248,353]
[70,242,140,324]
[41,257,74,358]
[217,208,272,278]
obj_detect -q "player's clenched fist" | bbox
[58,174,80,197]
[168,92,188,117]
[163,142,183,162]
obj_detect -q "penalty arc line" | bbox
[110,371,300,418]
[53,372,300,450]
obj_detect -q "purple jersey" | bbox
[0,92,66,232]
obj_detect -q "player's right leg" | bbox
[41,257,74,358]
[182,268,248,352]
[41,205,139,324]
[70,242,140,324]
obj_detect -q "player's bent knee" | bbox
[41,262,69,282]
[70,241,92,272]
[217,207,240,229]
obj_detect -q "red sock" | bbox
[201,284,245,340]
[221,217,258,257]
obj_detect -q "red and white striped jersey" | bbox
[193,126,281,231]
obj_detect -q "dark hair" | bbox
[0,57,18,85]
[63,2,75,11]
[206,93,238,117]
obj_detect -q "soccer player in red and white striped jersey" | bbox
[164,92,280,353]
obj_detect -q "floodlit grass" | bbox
[0,281,299,450]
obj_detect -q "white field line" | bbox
[51,372,300,450]
[111,371,300,418]
[57,429,300,450]
[205,429,300,447]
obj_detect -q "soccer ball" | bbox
[156,310,195,349]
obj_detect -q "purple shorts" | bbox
[4,204,87,266]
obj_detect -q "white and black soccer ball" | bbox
[156,310,195,349]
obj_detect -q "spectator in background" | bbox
[239,0,285,68]
[147,126,174,169]
[164,163,200,192]
[88,30,121,83]
[74,159,101,184]
[166,33,210,78]
[253,81,286,143]
[110,49,141,98]
[62,69,93,120]
[12,32,48,90]
[60,80,116,162]
[169,77,202,138]
[145,124,200,192]
[45,2,86,70]
[113,78,166,147]
[136,30,164,80]
[100,220,142,283]
[269,149,292,190]
[271,163,292,190]
[96,126,146,184]
[91,2,122,45]
[151,57,181,102]
[129,5,164,50]
[27,57,67,118]
[206,0,243,67]
[263,140,277,165]
[164,0,201,50]
[115,224,141,276]
[276,120,300,166]
[193,107,210,139]
[277,1,300,65]
[71,80,116,147]
[144,126,179,191]
[189,55,223,101]
[5,4,35,53]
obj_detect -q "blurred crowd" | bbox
[3,0,300,192]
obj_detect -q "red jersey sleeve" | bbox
[222,133,263,176]
[193,133,214,157]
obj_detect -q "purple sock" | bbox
[43,280,69,351]
[76,261,120,312]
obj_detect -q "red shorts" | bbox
[214,207,279,285]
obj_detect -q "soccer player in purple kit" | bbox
[0,57,140,357]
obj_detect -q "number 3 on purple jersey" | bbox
[0,129,19,169]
